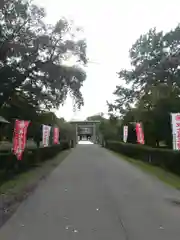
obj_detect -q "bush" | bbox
[0,141,70,183]
[105,141,180,175]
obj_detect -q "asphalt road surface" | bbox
[1,143,180,239]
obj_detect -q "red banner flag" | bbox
[53,127,59,144]
[13,120,30,160]
[171,113,180,150]
[136,123,144,144]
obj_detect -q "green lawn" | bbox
[112,151,180,189]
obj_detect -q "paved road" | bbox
[1,144,180,239]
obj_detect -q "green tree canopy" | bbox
[0,0,87,111]
[86,113,104,121]
[108,25,180,147]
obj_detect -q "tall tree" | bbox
[0,0,87,111]
[109,27,180,113]
[86,113,104,121]
[108,25,180,147]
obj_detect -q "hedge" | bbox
[105,140,180,175]
[0,141,70,183]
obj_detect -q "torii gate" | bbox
[70,120,100,143]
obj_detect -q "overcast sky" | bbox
[35,0,180,121]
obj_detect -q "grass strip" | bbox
[0,149,70,227]
[112,151,180,190]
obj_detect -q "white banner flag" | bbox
[42,125,51,147]
[171,113,180,150]
[123,126,128,143]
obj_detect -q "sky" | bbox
[35,0,180,121]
